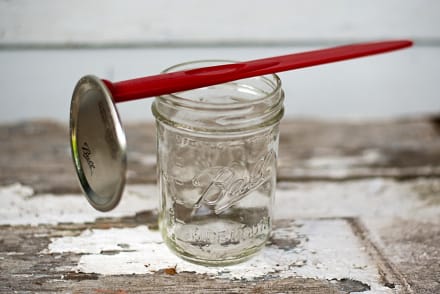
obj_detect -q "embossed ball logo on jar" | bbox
[192,150,276,214]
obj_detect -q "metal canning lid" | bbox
[70,75,127,212]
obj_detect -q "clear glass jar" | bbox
[152,60,284,266]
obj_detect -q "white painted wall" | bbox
[0,0,439,123]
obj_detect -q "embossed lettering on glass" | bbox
[152,61,284,265]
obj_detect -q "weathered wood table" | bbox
[1,117,439,293]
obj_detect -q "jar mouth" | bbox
[153,60,284,132]
[158,60,283,111]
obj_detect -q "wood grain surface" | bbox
[1,117,439,293]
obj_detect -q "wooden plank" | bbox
[1,118,439,293]
[277,117,440,181]
[1,118,439,193]
[4,178,439,292]
[0,215,396,293]
[0,0,439,46]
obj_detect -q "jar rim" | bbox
[158,60,283,111]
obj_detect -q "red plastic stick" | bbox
[104,40,412,103]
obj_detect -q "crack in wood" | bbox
[346,217,414,294]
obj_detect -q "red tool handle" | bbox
[104,40,412,103]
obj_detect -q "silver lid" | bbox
[70,75,127,212]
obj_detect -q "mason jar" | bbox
[152,60,284,266]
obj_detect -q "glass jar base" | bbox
[162,236,265,266]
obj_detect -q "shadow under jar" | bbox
[152,60,284,266]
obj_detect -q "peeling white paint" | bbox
[4,179,438,292]
[304,149,387,169]
[0,183,157,225]
[275,178,439,221]
[1,178,438,226]
[46,220,392,293]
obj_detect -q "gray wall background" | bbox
[1,0,439,123]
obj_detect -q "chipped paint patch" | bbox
[304,149,387,169]
[1,178,438,226]
[0,183,157,225]
[46,220,392,293]
[276,178,439,221]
